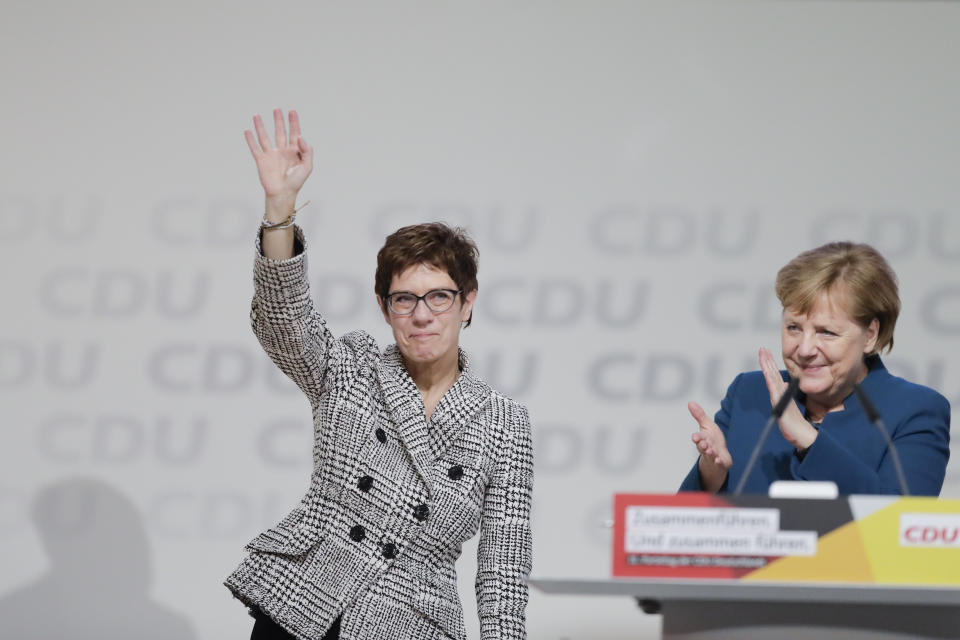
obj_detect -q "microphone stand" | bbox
[733,376,801,496]
[855,384,910,495]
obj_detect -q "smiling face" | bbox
[781,290,879,413]
[379,263,477,370]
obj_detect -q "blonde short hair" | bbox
[775,242,900,355]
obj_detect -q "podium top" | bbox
[529,576,960,607]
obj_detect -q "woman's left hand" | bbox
[759,347,818,450]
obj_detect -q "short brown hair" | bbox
[775,241,900,355]
[375,222,479,327]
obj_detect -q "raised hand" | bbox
[245,109,314,209]
[688,401,732,492]
[758,347,817,449]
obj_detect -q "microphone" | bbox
[854,384,910,495]
[733,376,801,496]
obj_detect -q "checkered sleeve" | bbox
[250,225,336,403]
[475,402,534,640]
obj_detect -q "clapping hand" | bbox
[758,347,817,449]
[688,401,732,492]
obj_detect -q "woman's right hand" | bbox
[245,109,314,214]
[688,401,732,493]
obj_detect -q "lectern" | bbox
[531,493,960,639]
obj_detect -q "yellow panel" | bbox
[743,520,874,582]
[857,498,960,585]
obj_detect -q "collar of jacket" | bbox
[376,344,492,495]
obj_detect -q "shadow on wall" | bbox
[0,476,196,639]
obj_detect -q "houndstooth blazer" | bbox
[225,228,534,640]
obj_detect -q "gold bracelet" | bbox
[261,200,310,230]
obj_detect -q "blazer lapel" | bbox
[376,346,492,495]
[377,345,434,492]
[426,350,492,462]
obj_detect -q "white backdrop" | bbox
[2,1,959,638]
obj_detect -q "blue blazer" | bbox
[679,357,950,496]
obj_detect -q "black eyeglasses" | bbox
[385,289,462,315]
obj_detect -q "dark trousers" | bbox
[250,608,341,640]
